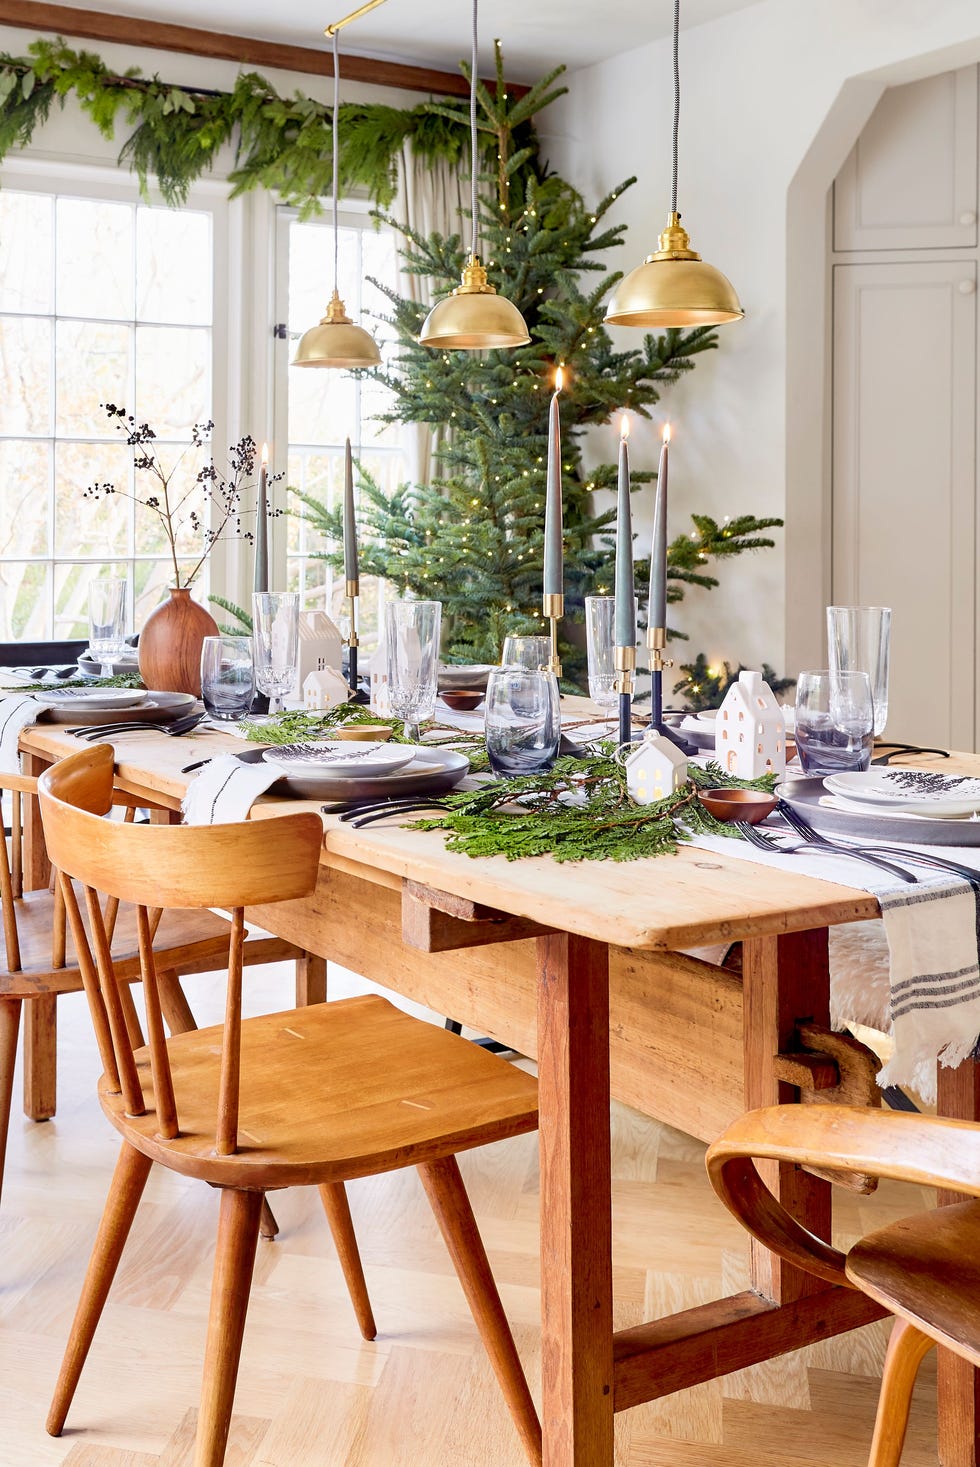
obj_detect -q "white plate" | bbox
[824,768,980,818]
[261,741,416,779]
[33,687,148,711]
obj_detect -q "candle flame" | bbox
[662,424,671,445]
[620,414,630,441]
[261,442,269,465]
[555,365,564,393]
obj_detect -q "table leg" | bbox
[21,751,56,1120]
[742,930,833,1302]
[536,931,614,1467]
[936,1056,980,1466]
[295,952,327,1007]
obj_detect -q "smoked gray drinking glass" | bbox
[484,667,561,776]
[501,634,552,671]
[385,599,442,741]
[826,605,891,737]
[252,592,300,716]
[200,635,255,721]
[795,668,874,776]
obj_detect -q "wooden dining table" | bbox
[15,717,980,1467]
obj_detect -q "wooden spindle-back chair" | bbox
[38,744,541,1467]
[707,1104,980,1466]
[0,765,301,1214]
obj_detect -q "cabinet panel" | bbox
[832,261,977,749]
[834,68,978,251]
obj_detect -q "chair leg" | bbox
[318,1181,377,1341]
[47,1142,153,1436]
[156,968,198,1036]
[0,999,21,1208]
[295,951,327,1007]
[868,1316,935,1467]
[418,1154,542,1467]
[194,1187,263,1467]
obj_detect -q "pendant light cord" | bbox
[671,0,680,217]
[332,27,341,291]
[470,0,479,261]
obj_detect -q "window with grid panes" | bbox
[0,187,213,640]
[283,212,409,658]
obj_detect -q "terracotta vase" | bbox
[138,586,219,697]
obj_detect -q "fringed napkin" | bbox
[181,754,281,826]
[0,694,40,773]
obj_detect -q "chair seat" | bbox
[0,888,259,996]
[846,1199,980,1364]
[101,993,539,1188]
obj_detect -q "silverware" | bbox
[734,820,917,883]
[777,798,980,885]
[75,712,207,741]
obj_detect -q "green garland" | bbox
[0,37,564,210]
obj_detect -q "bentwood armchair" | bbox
[37,744,541,1467]
[707,1104,980,1467]
[0,766,301,1216]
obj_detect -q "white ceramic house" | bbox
[625,732,688,805]
[291,611,344,701]
[303,666,351,712]
[715,670,786,778]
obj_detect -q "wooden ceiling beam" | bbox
[0,2,527,97]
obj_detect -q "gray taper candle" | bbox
[542,368,564,596]
[614,417,635,650]
[343,437,358,584]
[253,442,269,594]
[650,425,670,627]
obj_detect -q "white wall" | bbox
[542,0,980,684]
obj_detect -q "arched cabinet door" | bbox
[835,67,978,252]
[832,259,976,750]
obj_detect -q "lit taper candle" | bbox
[614,414,636,650]
[649,423,670,627]
[342,436,358,586]
[253,442,270,593]
[542,366,564,597]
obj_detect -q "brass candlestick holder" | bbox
[614,644,636,747]
[542,592,564,679]
[646,623,690,752]
[345,578,369,703]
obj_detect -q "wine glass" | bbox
[795,669,874,775]
[251,592,299,715]
[200,636,255,722]
[88,576,128,679]
[385,600,442,741]
[484,668,561,775]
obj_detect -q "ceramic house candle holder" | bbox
[625,731,688,805]
[715,670,786,778]
[303,666,351,711]
[291,610,344,701]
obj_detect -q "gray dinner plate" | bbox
[38,691,198,726]
[780,775,980,847]
[235,744,470,801]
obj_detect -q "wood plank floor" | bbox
[0,959,940,1466]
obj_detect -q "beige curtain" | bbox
[392,145,467,486]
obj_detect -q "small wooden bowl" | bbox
[439,690,485,712]
[330,724,393,742]
[698,788,778,825]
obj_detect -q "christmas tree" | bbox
[294,50,782,684]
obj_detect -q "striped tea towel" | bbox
[181,754,281,826]
[876,876,980,1099]
[0,693,40,773]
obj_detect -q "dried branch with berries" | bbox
[84,405,282,589]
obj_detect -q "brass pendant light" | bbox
[293,23,382,370]
[604,0,743,330]
[418,0,530,350]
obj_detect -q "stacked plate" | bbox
[251,742,470,801]
[823,769,980,820]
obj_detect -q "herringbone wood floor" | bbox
[0,959,940,1467]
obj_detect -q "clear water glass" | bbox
[200,635,255,722]
[88,576,128,677]
[826,605,891,737]
[484,668,561,776]
[385,599,442,740]
[252,592,300,715]
[585,596,635,711]
[501,634,551,671]
[795,669,874,775]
